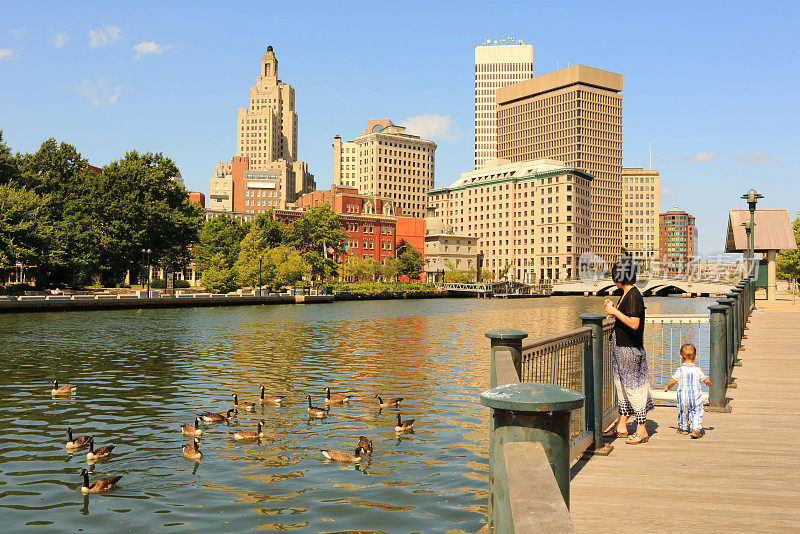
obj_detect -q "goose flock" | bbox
[52,379,417,494]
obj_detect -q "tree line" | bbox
[195,207,425,293]
[0,132,428,292]
[0,132,203,287]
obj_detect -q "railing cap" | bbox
[578,312,606,324]
[731,287,744,293]
[726,292,739,298]
[708,304,728,312]
[485,328,528,341]
[716,298,735,305]
[480,382,584,412]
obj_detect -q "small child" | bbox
[664,343,711,439]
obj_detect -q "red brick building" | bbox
[659,206,697,275]
[188,192,205,209]
[295,184,405,262]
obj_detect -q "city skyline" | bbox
[1,1,797,256]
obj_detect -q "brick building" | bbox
[659,206,697,275]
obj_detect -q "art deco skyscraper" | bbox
[236,46,298,166]
[209,46,315,214]
[474,39,533,170]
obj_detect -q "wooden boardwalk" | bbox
[569,306,800,532]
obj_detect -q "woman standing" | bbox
[602,258,653,444]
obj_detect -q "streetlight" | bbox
[141,248,151,298]
[740,189,763,276]
[258,254,263,297]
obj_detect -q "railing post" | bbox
[486,329,528,387]
[708,304,732,412]
[579,313,613,455]
[735,282,746,340]
[481,382,585,530]
[729,289,743,362]
[717,297,736,387]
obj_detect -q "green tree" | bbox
[97,151,203,282]
[201,252,239,294]
[0,184,47,271]
[443,260,468,283]
[14,138,98,285]
[265,245,307,290]
[381,255,400,281]
[287,205,346,279]
[195,215,246,273]
[398,244,424,280]
[0,131,21,185]
[777,216,800,282]
[235,212,286,288]
[480,269,494,282]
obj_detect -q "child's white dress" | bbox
[672,362,708,431]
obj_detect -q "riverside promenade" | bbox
[569,295,800,532]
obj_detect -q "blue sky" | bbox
[1,1,797,255]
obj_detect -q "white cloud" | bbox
[691,151,718,164]
[133,40,172,60]
[400,114,458,142]
[661,187,675,197]
[89,24,121,48]
[74,76,122,106]
[668,154,681,163]
[737,152,778,165]
[10,28,27,39]
[0,48,16,60]
[53,33,69,48]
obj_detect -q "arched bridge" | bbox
[552,277,739,296]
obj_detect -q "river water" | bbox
[0,296,714,533]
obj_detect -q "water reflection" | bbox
[0,296,714,532]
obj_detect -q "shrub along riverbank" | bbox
[331,282,446,300]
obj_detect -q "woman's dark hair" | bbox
[611,254,637,284]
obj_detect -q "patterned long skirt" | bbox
[611,331,654,425]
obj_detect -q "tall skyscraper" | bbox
[332,119,436,219]
[474,39,533,170]
[622,167,660,266]
[210,46,315,212]
[659,207,697,275]
[236,46,297,165]
[496,64,623,267]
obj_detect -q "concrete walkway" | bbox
[569,306,800,532]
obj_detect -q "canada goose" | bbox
[80,468,121,494]
[306,395,327,418]
[375,395,403,407]
[180,417,203,436]
[325,387,354,405]
[86,437,115,461]
[357,436,373,453]
[321,447,365,462]
[259,385,285,405]
[198,408,235,423]
[51,379,77,395]
[231,393,255,411]
[229,421,266,440]
[66,427,91,450]
[395,414,415,432]
[183,437,202,460]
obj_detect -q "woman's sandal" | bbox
[601,428,628,439]
[625,433,650,445]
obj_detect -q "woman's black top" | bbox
[613,286,645,348]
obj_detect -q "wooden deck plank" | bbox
[569,307,800,533]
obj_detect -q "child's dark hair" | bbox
[611,252,637,284]
[680,343,697,360]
